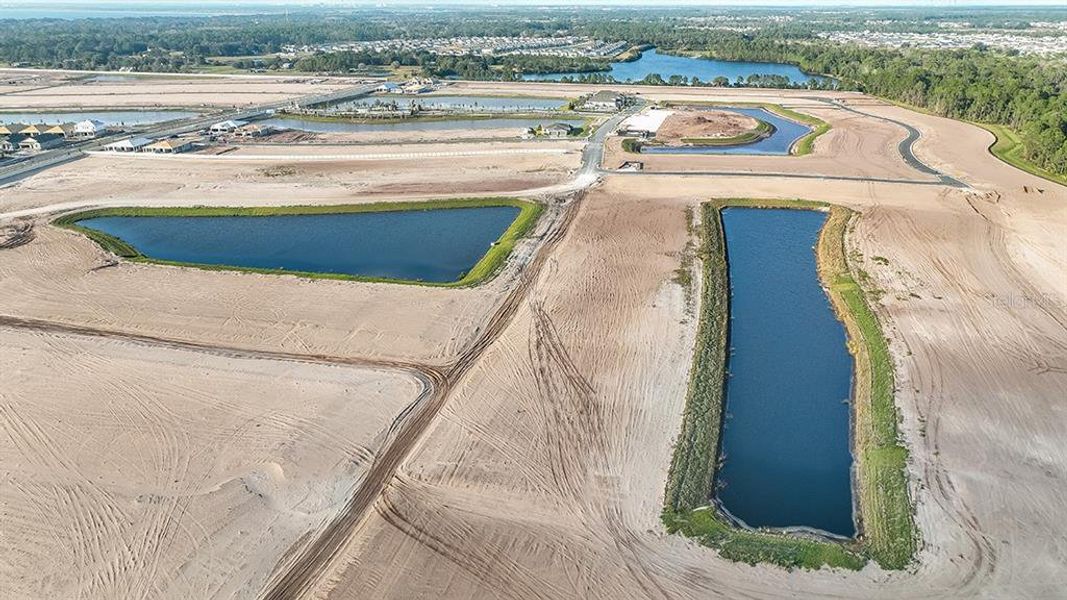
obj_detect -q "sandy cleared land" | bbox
[0,198,566,366]
[0,326,422,600]
[305,98,1066,598]
[0,140,581,216]
[605,100,936,182]
[0,74,352,109]
[258,124,554,145]
[2,77,1066,600]
[315,161,1067,599]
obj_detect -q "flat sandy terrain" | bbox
[0,326,422,600]
[258,124,553,145]
[0,72,352,109]
[0,140,582,216]
[315,160,1067,599]
[2,77,1065,600]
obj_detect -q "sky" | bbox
[3,0,1065,7]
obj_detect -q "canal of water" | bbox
[641,107,811,156]
[0,110,199,126]
[717,208,855,537]
[526,48,831,86]
[75,206,521,283]
[262,116,583,134]
[330,94,567,112]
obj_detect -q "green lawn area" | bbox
[53,198,543,288]
[978,123,1067,187]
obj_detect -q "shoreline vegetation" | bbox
[979,122,1067,188]
[54,198,543,288]
[627,103,828,156]
[662,198,916,571]
[678,118,774,146]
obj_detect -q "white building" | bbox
[73,119,107,138]
[209,120,248,134]
[102,137,153,152]
[583,90,628,112]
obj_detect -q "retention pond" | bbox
[641,107,810,156]
[73,205,522,283]
[0,110,199,126]
[717,208,855,537]
[263,116,583,134]
[526,48,831,86]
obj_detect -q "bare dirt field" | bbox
[0,325,423,600]
[313,159,1067,599]
[256,124,543,145]
[0,72,352,109]
[604,100,936,182]
[2,79,1065,600]
[0,140,581,216]
[655,108,760,144]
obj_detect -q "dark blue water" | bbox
[717,208,854,537]
[0,110,198,126]
[333,95,566,112]
[641,107,810,156]
[526,49,829,86]
[263,116,582,134]
[76,206,520,282]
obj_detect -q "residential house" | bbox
[18,123,50,136]
[19,133,64,153]
[46,123,77,138]
[235,123,274,138]
[143,138,193,154]
[542,122,576,138]
[102,137,153,152]
[209,120,248,134]
[583,90,629,112]
[0,123,28,136]
[73,119,107,138]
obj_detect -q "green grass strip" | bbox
[657,101,829,156]
[822,210,917,569]
[662,198,915,571]
[54,198,543,288]
[977,122,1067,187]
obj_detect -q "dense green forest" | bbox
[292,50,608,79]
[0,8,1064,175]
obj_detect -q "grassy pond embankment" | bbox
[56,198,542,286]
[663,198,916,571]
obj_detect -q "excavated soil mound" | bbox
[656,109,762,146]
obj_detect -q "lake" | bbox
[641,107,810,156]
[526,48,829,86]
[75,206,521,283]
[263,116,583,133]
[717,208,855,537]
[0,110,199,126]
[330,94,566,112]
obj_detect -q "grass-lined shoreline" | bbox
[658,101,829,156]
[662,198,915,571]
[978,122,1067,187]
[54,198,543,288]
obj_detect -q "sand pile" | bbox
[656,109,761,145]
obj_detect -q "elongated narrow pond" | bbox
[717,208,855,537]
[75,206,521,283]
